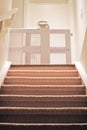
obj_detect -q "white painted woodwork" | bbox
[9,28,71,65]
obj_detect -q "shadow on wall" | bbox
[80,29,87,73]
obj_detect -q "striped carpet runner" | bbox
[0,65,87,130]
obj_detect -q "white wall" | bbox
[68,0,76,63]
[74,0,87,89]
[74,0,87,60]
[9,0,76,64]
[12,0,24,27]
[26,1,76,64]
[80,29,87,72]
[0,0,12,15]
[28,3,69,29]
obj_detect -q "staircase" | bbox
[0,65,87,130]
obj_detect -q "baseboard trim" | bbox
[0,61,11,87]
[75,62,87,94]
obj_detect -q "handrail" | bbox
[0,8,18,37]
[0,8,18,22]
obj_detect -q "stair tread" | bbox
[6,76,80,79]
[0,122,87,126]
[0,94,87,98]
[8,70,78,72]
[1,107,87,115]
[1,106,87,110]
[2,84,84,87]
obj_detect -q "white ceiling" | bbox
[29,0,68,4]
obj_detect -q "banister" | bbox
[0,8,18,22]
[0,8,18,36]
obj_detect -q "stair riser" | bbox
[0,86,85,95]
[0,101,87,107]
[0,114,87,123]
[0,96,87,107]
[1,96,87,102]
[7,71,78,77]
[4,78,81,85]
[0,124,87,130]
[10,65,76,70]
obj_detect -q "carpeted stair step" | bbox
[1,85,85,95]
[10,65,76,70]
[7,70,78,77]
[0,95,87,107]
[0,107,87,123]
[0,64,86,130]
[4,76,81,85]
[0,123,87,130]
